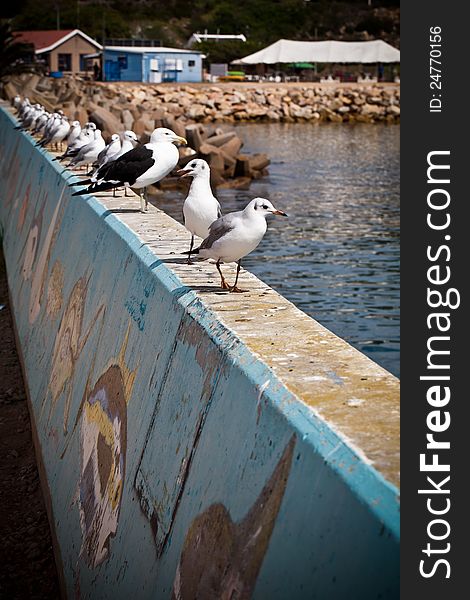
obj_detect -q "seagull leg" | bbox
[139,189,146,213]
[216,260,230,290]
[187,235,194,265]
[229,260,244,293]
[124,187,129,197]
[144,187,149,212]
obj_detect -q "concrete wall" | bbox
[0,103,399,599]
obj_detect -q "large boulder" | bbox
[89,106,123,134]
[121,109,134,130]
[133,117,155,137]
[3,81,19,102]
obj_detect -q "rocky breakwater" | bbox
[3,74,399,188]
[91,80,400,125]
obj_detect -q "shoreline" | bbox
[4,75,400,127]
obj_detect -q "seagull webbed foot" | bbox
[229,285,245,293]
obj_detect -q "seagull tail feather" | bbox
[181,248,200,255]
[69,179,92,187]
[71,182,115,197]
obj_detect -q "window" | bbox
[188,60,196,67]
[58,53,72,72]
[79,54,89,71]
[164,58,183,71]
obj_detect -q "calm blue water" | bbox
[152,122,400,378]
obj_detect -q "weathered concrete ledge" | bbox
[0,102,399,599]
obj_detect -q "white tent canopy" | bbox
[233,39,400,65]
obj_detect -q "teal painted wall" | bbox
[0,105,399,599]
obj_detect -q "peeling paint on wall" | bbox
[78,327,137,568]
[172,435,296,600]
[29,186,66,324]
[46,274,105,433]
[20,197,45,282]
[17,182,31,231]
[46,259,64,319]
[4,140,20,207]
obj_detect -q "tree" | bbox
[0,21,38,80]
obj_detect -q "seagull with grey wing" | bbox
[186,197,287,292]
[72,127,187,212]
[65,120,82,147]
[45,116,70,150]
[67,129,106,171]
[32,111,50,136]
[177,159,221,263]
[54,122,96,162]
[112,130,140,160]
[89,133,121,174]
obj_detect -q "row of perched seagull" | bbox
[12,94,287,292]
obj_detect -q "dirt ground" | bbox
[0,249,60,599]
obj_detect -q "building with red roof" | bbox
[14,29,102,75]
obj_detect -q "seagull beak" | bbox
[177,168,192,178]
[272,209,288,217]
[173,135,188,146]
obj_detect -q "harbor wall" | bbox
[0,103,400,599]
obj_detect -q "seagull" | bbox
[112,130,139,160]
[39,116,70,150]
[177,159,221,263]
[32,111,49,135]
[69,133,121,189]
[72,128,187,213]
[69,131,138,196]
[12,94,21,110]
[66,120,82,147]
[15,103,42,130]
[36,112,61,146]
[54,123,96,162]
[17,97,31,119]
[90,133,121,173]
[187,198,287,292]
[67,129,106,170]
[27,106,47,131]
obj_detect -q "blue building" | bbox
[104,45,203,83]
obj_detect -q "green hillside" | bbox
[2,0,399,63]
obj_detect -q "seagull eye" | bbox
[262,205,268,209]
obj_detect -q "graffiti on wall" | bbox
[29,185,66,324]
[20,194,46,283]
[46,259,64,319]
[172,434,296,600]
[78,325,137,567]
[46,273,105,434]
[17,182,31,231]
[3,139,20,207]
